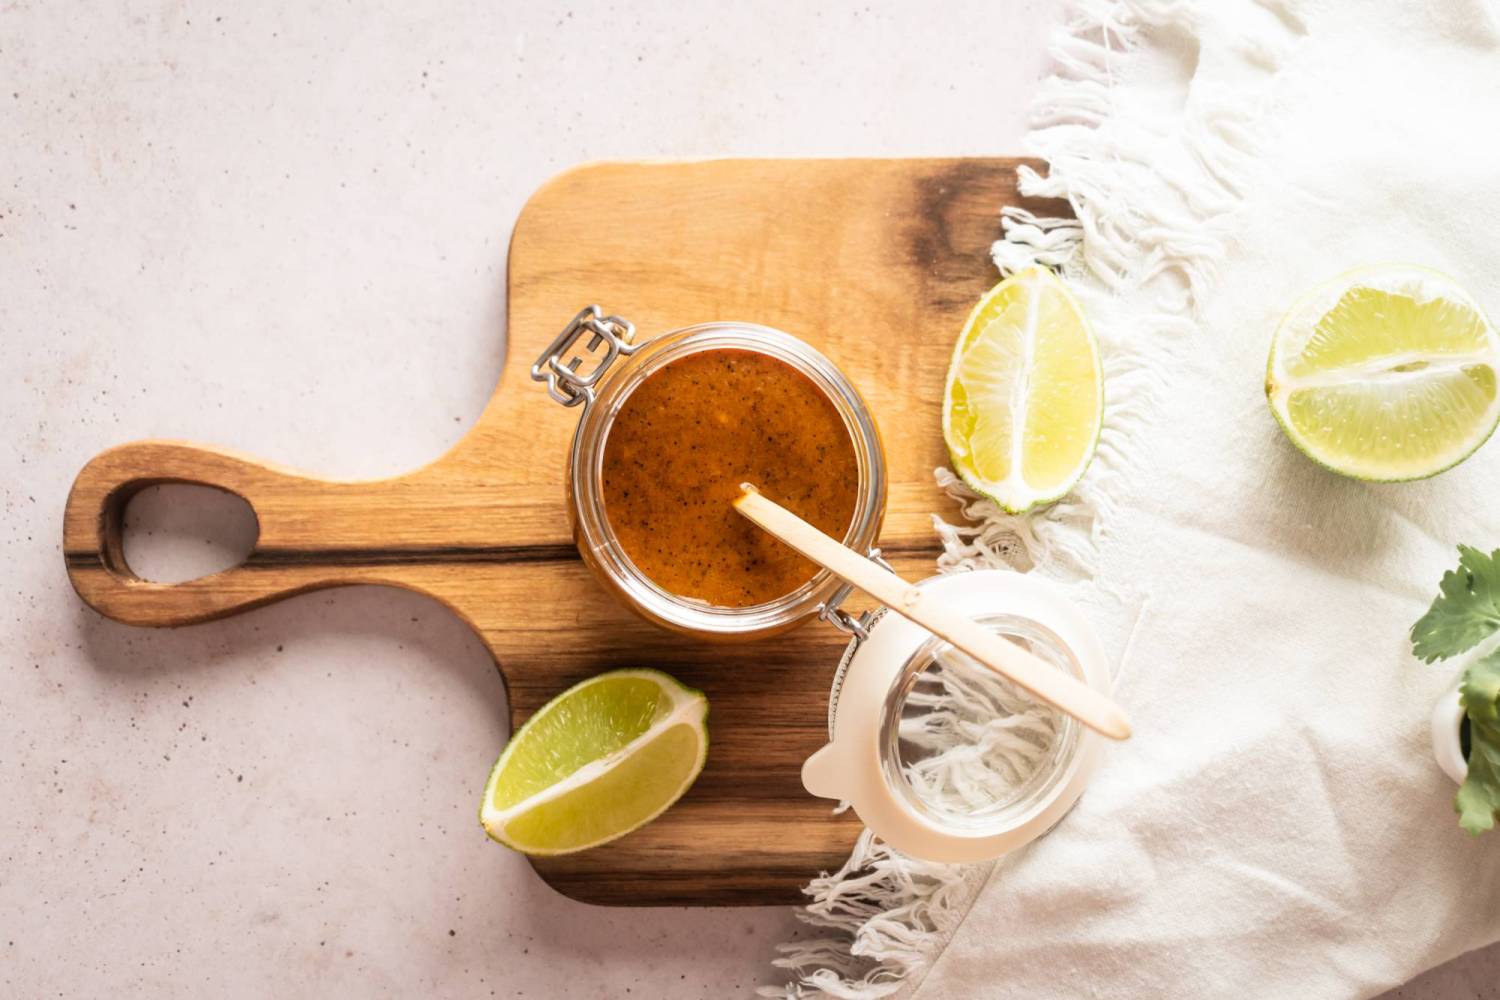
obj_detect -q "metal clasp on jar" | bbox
[821,546,893,741]
[818,547,894,641]
[530,305,638,407]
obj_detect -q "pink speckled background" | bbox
[1,1,1494,996]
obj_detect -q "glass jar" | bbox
[879,613,1083,834]
[532,306,887,640]
[802,569,1108,863]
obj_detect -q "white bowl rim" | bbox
[1431,682,1468,786]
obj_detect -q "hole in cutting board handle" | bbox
[120,484,259,584]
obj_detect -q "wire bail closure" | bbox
[531,305,638,408]
[817,547,894,641]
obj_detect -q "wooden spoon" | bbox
[734,487,1132,741]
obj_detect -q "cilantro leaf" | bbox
[1410,546,1500,663]
[1462,649,1500,724]
[1458,653,1500,834]
[1457,727,1500,834]
[1411,549,1500,834]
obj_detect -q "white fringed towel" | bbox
[767,0,1500,996]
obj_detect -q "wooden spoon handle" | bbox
[734,488,1131,741]
[63,439,406,627]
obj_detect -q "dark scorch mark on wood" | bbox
[905,158,1069,314]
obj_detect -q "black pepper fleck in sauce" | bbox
[602,349,860,608]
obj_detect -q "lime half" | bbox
[943,266,1104,513]
[480,669,708,855]
[1266,265,1500,481]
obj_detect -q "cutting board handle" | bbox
[63,439,397,627]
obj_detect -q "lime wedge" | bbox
[943,266,1103,513]
[480,669,708,855]
[1266,265,1500,481]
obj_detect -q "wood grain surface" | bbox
[62,158,1063,905]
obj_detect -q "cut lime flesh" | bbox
[943,266,1103,513]
[1266,265,1500,481]
[480,669,708,856]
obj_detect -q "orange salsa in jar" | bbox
[602,348,860,608]
[539,313,885,641]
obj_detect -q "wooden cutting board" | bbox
[62,158,1062,906]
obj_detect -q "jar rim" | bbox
[567,322,887,638]
[878,613,1084,835]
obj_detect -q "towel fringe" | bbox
[761,0,1283,995]
[756,830,980,1000]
